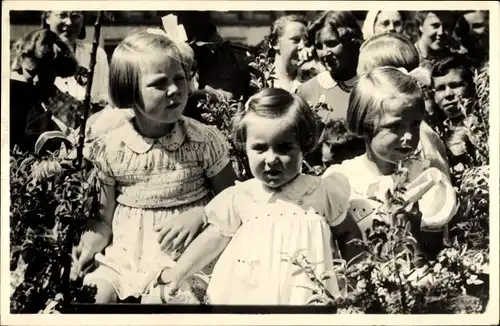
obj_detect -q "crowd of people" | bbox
[9,10,489,305]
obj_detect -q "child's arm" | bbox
[158,225,232,293]
[155,163,238,253]
[331,212,364,263]
[71,179,116,280]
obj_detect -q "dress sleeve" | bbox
[322,163,344,179]
[204,186,242,237]
[87,137,116,186]
[203,126,231,178]
[323,172,351,227]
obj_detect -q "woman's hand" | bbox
[155,206,205,253]
[70,220,111,280]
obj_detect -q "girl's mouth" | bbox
[165,102,179,110]
[322,55,339,72]
[264,170,282,178]
[397,147,414,156]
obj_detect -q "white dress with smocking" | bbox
[85,116,230,300]
[204,173,350,305]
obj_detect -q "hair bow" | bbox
[396,66,431,87]
[146,14,188,43]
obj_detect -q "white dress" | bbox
[84,117,230,299]
[323,153,456,237]
[204,173,351,305]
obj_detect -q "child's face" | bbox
[419,13,454,51]
[276,21,307,74]
[374,11,404,35]
[315,26,349,74]
[245,113,303,188]
[369,96,423,164]
[433,69,470,119]
[45,11,84,44]
[463,11,488,38]
[138,54,189,123]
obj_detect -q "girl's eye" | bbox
[394,21,402,28]
[315,42,324,50]
[276,143,293,153]
[382,20,391,27]
[323,40,339,48]
[251,144,267,152]
[174,76,186,83]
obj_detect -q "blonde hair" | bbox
[109,30,189,109]
[347,66,424,138]
[357,33,419,75]
[232,88,318,154]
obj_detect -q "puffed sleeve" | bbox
[323,172,351,227]
[322,163,345,179]
[202,126,231,178]
[204,186,242,237]
[86,137,116,186]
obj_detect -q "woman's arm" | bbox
[160,225,232,291]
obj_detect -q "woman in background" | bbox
[10,28,77,154]
[361,10,405,40]
[42,11,109,103]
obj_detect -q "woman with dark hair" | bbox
[413,11,457,69]
[454,10,489,67]
[296,11,363,124]
[10,28,78,154]
[42,11,109,103]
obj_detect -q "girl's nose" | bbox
[166,83,179,96]
[436,25,444,35]
[264,151,279,165]
[388,22,395,32]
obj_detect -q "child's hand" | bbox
[155,207,205,254]
[70,220,111,280]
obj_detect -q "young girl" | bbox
[70,30,238,303]
[356,32,451,179]
[268,14,308,93]
[361,10,404,40]
[152,88,363,305]
[323,67,457,262]
[297,11,363,124]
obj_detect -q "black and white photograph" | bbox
[1,1,498,324]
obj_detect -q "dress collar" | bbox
[120,116,204,154]
[246,174,320,204]
[316,71,338,90]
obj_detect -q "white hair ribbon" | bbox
[146,14,188,43]
[396,66,431,87]
[396,67,408,75]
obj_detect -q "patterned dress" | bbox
[84,116,230,300]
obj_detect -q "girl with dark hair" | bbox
[296,11,363,124]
